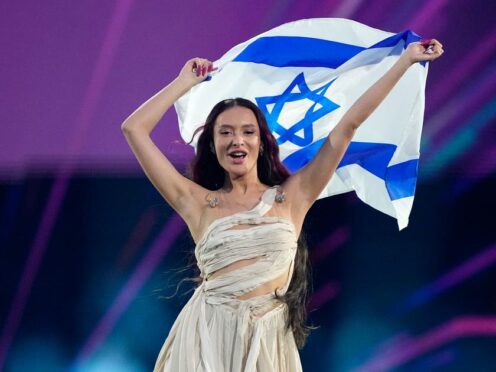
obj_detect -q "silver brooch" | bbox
[206,193,219,208]
[275,187,286,203]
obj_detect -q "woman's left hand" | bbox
[403,39,444,64]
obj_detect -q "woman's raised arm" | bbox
[121,58,214,222]
[283,39,444,221]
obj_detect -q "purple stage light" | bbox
[402,0,449,32]
[422,97,496,178]
[0,1,135,369]
[115,208,159,271]
[426,26,496,113]
[422,67,496,154]
[0,171,71,370]
[353,315,496,372]
[73,213,185,366]
[308,281,341,310]
[330,0,365,19]
[310,225,350,263]
[393,243,496,315]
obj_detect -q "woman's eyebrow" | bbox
[218,123,256,128]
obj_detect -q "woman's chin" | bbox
[228,168,247,177]
[224,165,256,178]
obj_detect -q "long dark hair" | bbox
[188,98,313,348]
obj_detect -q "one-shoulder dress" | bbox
[154,186,303,372]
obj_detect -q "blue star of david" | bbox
[255,72,340,147]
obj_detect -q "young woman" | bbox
[121,39,443,372]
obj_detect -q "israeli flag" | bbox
[175,18,428,230]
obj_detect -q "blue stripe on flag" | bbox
[282,140,418,200]
[385,159,418,200]
[338,142,396,179]
[234,37,364,69]
[233,31,420,69]
[283,138,327,172]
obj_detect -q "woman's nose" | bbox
[232,133,244,146]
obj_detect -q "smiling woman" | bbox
[214,108,260,172]
[121,37,443,371]
[189,98,289,192]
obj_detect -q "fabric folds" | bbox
[154,187,302,372]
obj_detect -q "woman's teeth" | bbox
[229,152,246,158]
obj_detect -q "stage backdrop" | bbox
[1,0,495,371]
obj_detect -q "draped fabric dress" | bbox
[154,186,303,371]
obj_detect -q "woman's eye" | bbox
[220,131,231,135]
[245,131,255,135]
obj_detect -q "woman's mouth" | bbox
[228,151,247,164]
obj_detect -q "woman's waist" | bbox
[201,262,291,297]
[196,282,288,319]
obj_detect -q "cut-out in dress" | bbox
[154,186,303,371]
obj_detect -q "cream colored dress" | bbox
[154,186,302,372]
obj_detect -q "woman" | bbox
[121,39,443,371]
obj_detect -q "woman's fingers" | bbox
[430,39,443,55]
[191,58,216,77]
[405,38,444,63]
[420,39,444,55]
[433,45,443,54]
[430,39,443,48]
[430,40,444,56]
[177,58,217,89]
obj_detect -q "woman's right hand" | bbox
[177,58,216,89]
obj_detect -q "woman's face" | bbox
[213,106,262,179]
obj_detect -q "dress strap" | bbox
[254,186,279,216]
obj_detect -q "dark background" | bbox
[1,0,495,371]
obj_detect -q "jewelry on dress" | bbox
[275,187,286,203]
[206,186,285,208]
[206,193,219,208]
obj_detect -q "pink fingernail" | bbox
[202,66,207,76]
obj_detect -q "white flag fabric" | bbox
[175,18,428,230]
